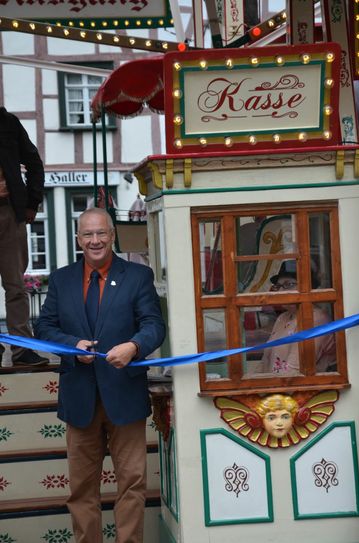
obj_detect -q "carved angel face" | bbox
[262,409,293,437]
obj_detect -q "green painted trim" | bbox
[290,421,359,520]
[159,433,169,506]
[45,189,57,271]
[179,60,326,139]
[159,429,179,520]
[200,428,273,526]
[168,429,179,521]
[144,179,359,201]
[159,514,177,543]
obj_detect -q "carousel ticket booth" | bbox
[131,40,359,543]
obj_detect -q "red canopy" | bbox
[91,56,164,120]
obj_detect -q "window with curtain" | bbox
[192,202,348,396]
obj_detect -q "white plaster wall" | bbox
[46,36,95,55]
[43,99,60,130]
[1,31,34,55]
[83,131,113,164]
[45,132,74,164]
[159,180,359,543]
[121,115,153,163]
[21,120,37,146]
[3,65,35,111]
[42,69,58,95]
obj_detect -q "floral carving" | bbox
[101,470,117,485]
[103,523,116,539]
[0,534,16,543]
[0,476,11,491]
[40,474,69,489]
[0,384,9,397]
[43,381,59,394]
[38,424,66,439]
[0,427,13,442]
[43,528,72,542]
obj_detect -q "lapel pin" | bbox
[111,280,116,286]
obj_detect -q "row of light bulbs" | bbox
[173,52,335,72]
[51,18,172,28]
[173,131,333,149]
[0,16,182,53]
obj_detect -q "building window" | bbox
[58,63,115,129]
[26,196,50,273]
[192,202,348,395]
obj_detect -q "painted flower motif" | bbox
[0,534,16,543]
[101,470,116,484]
[39,424,66,439]
[103,523,116,539]
[0,476,11,491]
[40,474,69,489]
[42,528,73,542]
[0,428,13,442]
[0,384,9,397]
[272,357,288,373]
[43,381,59,394]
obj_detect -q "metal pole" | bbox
[92,117,98,206]
[101,105,109,212]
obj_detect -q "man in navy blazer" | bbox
[35,207,166,543]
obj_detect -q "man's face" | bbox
[263,409,293,437]
[77,213,115,268]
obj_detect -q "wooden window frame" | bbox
[191,202,349,396]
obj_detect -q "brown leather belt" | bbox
[0,198,10,206]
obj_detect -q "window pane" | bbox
[203,309,228,379]
[68,89,83,100]
[66,74,82,84]
[240,306,278,376]
[309,212,332,288]
[260,304,301,377]
[314,302,337,373]
[236,214,296,293]
[199,221,223,295]
[88,75,103,85]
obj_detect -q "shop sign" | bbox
[164,43,341,154]
[45,170,120,186]
[0,0,172,30]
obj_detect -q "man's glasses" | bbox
[78,230,112,240]
[271,280,298,291]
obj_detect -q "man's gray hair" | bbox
[78,207,114,232]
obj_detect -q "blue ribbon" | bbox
[1,312,359,368]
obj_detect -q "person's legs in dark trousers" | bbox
[0,204,48,365]
[107,414,147,543]
[66,401,107,543]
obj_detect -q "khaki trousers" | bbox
[66,400,147,543]
[0,204,31,357]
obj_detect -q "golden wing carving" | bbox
[214,390,339,449]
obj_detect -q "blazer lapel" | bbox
[70,259,92,336]
[95,256,126,337]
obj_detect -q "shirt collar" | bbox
[84,254,113,283]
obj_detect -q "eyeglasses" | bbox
[271,281,298,291]
[78,230,112,240]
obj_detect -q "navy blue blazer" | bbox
[34,255,166,428]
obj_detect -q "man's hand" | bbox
[75,340,98,364]
[25,208,37,224]
[106,342,137,369]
